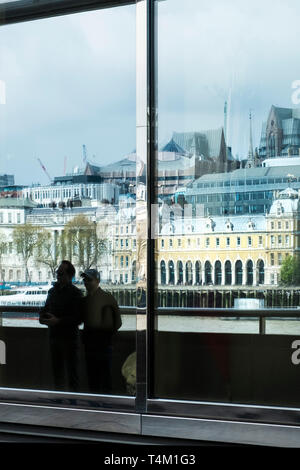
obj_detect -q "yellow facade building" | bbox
[110,188,300,289]
[155,188,300,287]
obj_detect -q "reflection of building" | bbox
[172,128,235,172]
[85,152,138,189]
[259,105,300,159]
[156,139,200,199]
[22,181,119,207]
[0,175,22,198]
[111,194,137,285]
[0,199,116,283]
[1,187,300,290]
[184,164,300,216]
[82,126,237,202]
[156,212,267,287]
[156,128,238,200]
[112,223,136,285]
[0,174,14,187]
[156,188,300,287]
[265,187,300,285]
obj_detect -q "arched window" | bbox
[177,261,183,285]
[132,260,136,282]
[205,261,212,285]
[214,261,222,285]
[195,261,201,284]
[246,260,253,286]
[235,260,243,285]
[168,260,175,285]
[225,260,232,285]
[258,260,264,284]
[185,261,193,285]
[160,260,166,285]
[269,133,276,158]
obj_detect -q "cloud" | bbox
[157,0,300,157]
[1,0,300,186]
[0,5,136,185]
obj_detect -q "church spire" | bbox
[246,110,255,168]
[224,101,228,143]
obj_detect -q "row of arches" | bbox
[160,259,265,286]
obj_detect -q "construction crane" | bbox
[37,158,52,183]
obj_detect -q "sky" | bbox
[0,4,136,185]
[1,0,300,185]
[157,0,300,158]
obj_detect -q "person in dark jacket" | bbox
[80,269,121,394]
[39,260,83,392]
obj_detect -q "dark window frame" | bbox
[1,0,300,446]
[0,0,136,414]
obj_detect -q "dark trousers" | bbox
[84,343,113,394]
[49,336,80,392]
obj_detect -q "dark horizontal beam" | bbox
[1,305,300,318]
[157,307,300,318]
[0,0,135,25]
[0,305,137,313]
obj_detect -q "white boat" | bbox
[0,285,50,307]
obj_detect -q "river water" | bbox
[2,314,300,335]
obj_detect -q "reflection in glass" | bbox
[0,5,136,396]
[155,0,300,407]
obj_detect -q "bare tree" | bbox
[34,229,62,280]
[63,215,107,272]
[12,223,44,282]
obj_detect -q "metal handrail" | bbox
[0,305,137,314]
[1,305,300,335]
[156,307,300,317]
[2,305,299,315]
[155,308,300,334]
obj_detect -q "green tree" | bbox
[280,255,300,286]
[12,223,44,282]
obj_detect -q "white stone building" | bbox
[0,198,117,284]
[22,182,119,207]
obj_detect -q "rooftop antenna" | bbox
[224,101,228,143]
[82,144,88,165]
[246,110,255,168]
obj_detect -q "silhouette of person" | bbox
[39,260,83,392]
[81,269,122,394]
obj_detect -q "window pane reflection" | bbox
[155,0,300,407]
[0,5,136,396]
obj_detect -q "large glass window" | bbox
[0,4,136,396]
[154,0,300,406]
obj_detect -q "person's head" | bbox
[80,269,100,293]
[56,260,75,286]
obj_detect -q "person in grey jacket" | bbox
[80,269,121,394]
